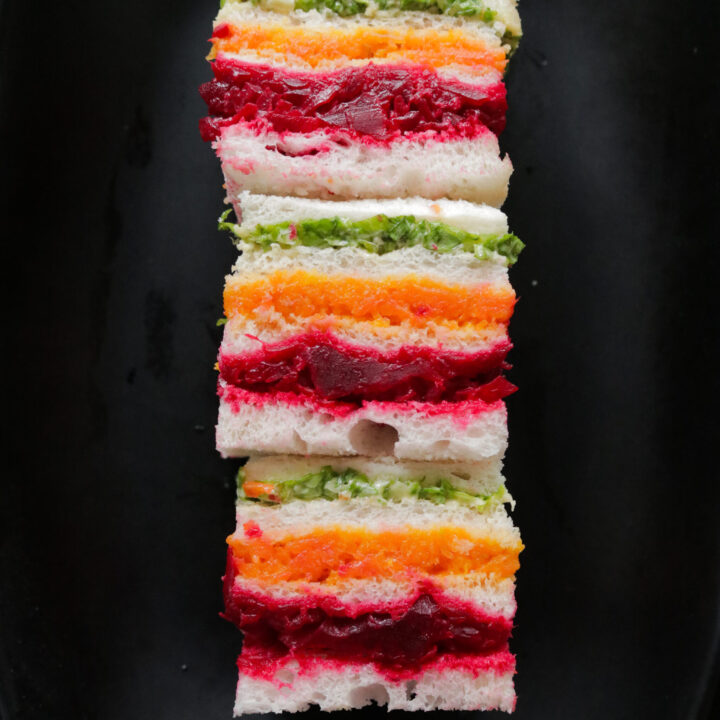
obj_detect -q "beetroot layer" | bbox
[219,331,515,403]
[199,58,506,142]
[225,556,512,669]
[236,644,516,684]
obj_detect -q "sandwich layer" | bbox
[209,22,507,76]
[230,192,510,236]
[234,649,516,713]
[224,270,515,326]
[228,526,520,584]
[217,2,521,45]
[220,209,523,266]
[228,497,521,583]
[230,243,511,285]
[233,490,518,533]
[200,59,506,142]
[217,384,508,459]
[216,122,512,204]
[229,574,516,617]
[229,463,518,607]
[219,329,514,403]
[224,580,512,668]
[237,454,508,505]
[222,313,510,354]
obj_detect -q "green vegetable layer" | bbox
[237,465,508,511]
[219,210,524,266]
[294,0,497,22]
[222,0,497,23]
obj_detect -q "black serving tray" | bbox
[1,0,719,718]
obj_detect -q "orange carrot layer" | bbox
[228,526,522,584]
[210,24,507,76]
[224,270,515,326]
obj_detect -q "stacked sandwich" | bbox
[199,0,520,205]
[200,0,523,714]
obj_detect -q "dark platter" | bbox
[1,1,719,718]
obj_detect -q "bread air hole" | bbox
[405,680,418,702]
[349,684,390,708]
[349,420,399,456]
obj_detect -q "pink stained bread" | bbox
[233,649,516,714]
[214,120,512,205]
[216,382,508,461]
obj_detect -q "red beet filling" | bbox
[199,59,507,142]
[225,589,512,670]
[219,332,516,404]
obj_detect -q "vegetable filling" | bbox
[220,211,523,265]
[238,463,509,509]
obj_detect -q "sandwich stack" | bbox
[200,0,524,713]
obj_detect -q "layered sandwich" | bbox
[199,1,520,205]
[225,455,523,713]
[215,192,523,461]
[200,1,526,715]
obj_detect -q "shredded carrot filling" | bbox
[228,526,522,583]
[210,24,507,75]
[224,270,515,326]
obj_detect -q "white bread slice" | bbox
[242,454,505,496]
[230,244,510,286]
[216,125,512,206]
[221,312,509,354]
[216,385,507,460]
[229,574,516,619]
[233,654,516,713]
[216,2,520,46]
[232,191,509,235]
[233,494,517,537]
[214,49,501,85]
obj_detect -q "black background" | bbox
[2,0,720,718]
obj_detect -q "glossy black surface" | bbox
[1,1,719,718]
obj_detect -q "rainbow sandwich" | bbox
[215,192,523,461]
[199,0,526,715]
[225,454,523,712]
[200,0,521,205]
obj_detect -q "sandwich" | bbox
[198,2,527,715]
[224,455,523,713]
[215,192,523,461]
[199,1,519,205]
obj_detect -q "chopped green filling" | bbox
[225,0,497,22]
[219,210,523,266]
[237,465,508,511]
[294,0,497,21]
[295,0,369,14]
